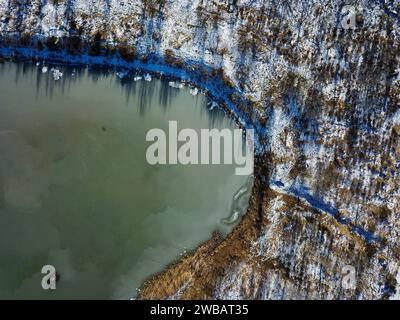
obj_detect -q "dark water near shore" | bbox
[0,62,252,299]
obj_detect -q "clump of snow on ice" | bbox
[116,70,128,79]
[189,87,198,96]
[168,81,184,89]
[50,68,63,81]
[209,101,218,111]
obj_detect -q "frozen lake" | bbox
[0,62,252,299]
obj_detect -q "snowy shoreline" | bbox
[0,45,266,152]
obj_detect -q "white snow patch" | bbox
[168,81,184,89]
[116,71,128,79]
[50,68,63,81]
[209,102,218,111]
[189,87,198,96]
